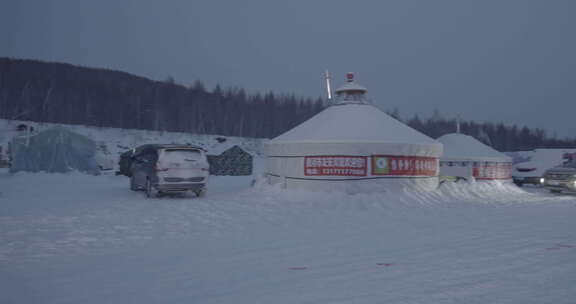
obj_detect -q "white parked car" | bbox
[513,149,576,186]
[128,144,210,197]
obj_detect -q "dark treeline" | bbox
[0,58,324,138]
[1,57,575,151]
[388,110,576,152]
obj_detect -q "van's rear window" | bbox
[163,149,202,162]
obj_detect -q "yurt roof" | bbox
[266,74,442,157]
[271,104,439,145]
[437,133,511,162]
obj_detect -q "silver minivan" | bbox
[129,144,209,197]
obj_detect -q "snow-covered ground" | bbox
[1,168,575,304]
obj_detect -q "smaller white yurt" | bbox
[265,73,443,193]
[437,133,512,181]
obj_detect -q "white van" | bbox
[129,144,210,197]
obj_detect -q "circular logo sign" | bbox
[376,158,388,169]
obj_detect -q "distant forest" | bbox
[0,58,324,139]
[401,113,575,152]
[1,57,575,151]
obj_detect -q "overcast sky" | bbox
[2,0,575,138]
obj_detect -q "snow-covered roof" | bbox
[332,73,370,105]
[267,104,442,157]
[437,133,511,162]
[273,104,438,144]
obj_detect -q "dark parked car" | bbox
[122,144,209,197]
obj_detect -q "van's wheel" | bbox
[145,178,157,198]
[194,188,207,198]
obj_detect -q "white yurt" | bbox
[436,133,512,181]
[264,73,443,193]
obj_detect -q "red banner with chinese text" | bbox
[304,156,368,177]
[473,163,512,180]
